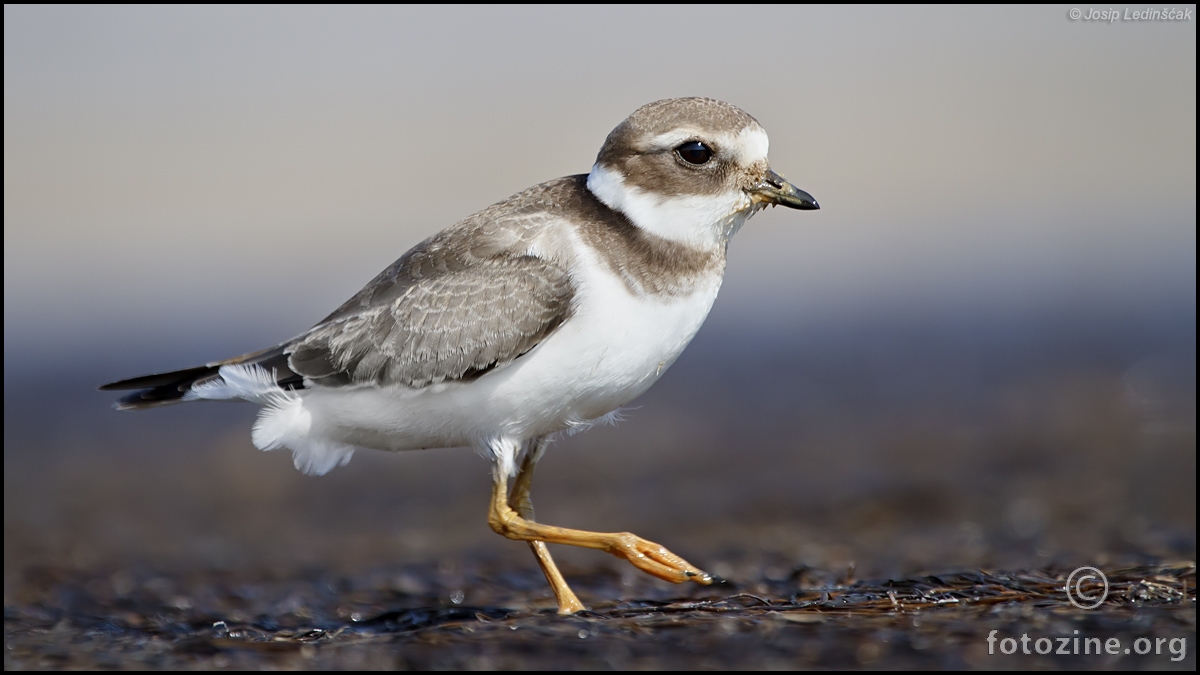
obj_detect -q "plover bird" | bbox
[101,97,818,614]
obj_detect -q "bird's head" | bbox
[587,97,818,247]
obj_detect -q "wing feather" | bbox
[287,253,574,388]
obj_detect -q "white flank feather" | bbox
[184,363,288,405]
[185,364,356,476]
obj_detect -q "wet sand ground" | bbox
[5,561,1194,669]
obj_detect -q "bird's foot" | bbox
[603,532,713,585]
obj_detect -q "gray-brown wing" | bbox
[287,254,574,388]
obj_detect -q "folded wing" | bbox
[290,253,574,388]
[102,230,576,406]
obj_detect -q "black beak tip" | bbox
[787,186,819,211]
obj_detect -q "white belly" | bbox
[270,246,724,473]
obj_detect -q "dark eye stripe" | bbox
[675,141,713,165]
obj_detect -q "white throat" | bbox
[586,164,757,249]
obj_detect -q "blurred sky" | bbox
[4,5,1196,377]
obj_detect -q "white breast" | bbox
[488,230,725,430]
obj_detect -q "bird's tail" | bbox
[99,345,300,410]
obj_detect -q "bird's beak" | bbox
[749,168,819,210]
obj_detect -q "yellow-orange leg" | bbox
[489,450,713,614]
[506,446,585,615]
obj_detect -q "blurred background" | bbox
[4,5,1195,604]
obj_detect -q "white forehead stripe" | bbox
[733,127,769,164]
[647,126,769,165]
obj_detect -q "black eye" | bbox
[675,141,713,165]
